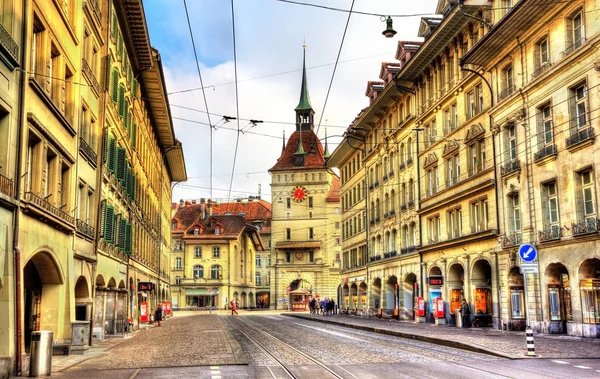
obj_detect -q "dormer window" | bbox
[215,227,221,235]
[193,228,199,235]
[172,222,177,229]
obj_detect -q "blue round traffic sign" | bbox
[519,243,537,262]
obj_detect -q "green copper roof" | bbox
[295,47,313,112]
[295,131,306,155]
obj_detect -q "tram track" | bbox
[225,316,353,379]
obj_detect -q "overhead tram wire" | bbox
[183,0,215,198]
[228,0,242,201]
[316,0,355,137]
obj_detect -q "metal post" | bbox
[523,272,535,356]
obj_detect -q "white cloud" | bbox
[147,0,440,202]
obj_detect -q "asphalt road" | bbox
[53,314,600,379]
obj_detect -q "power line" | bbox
[228,0,242,201]
[271,0,437,18]
[183,0,215,198]
[316,0,355,136]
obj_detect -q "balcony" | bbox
[401,204,407,212]
[76,219,95,239]
[0,23,19,69]
[566,127,594,150]
[369,255,382,262]
[538,226,562,242]
[389,170,394,178]
[498,85,515,102]
[23,192,75,230]
[375,217,381,224]
[374,181,380,188]
[383,175,388,182]
[399,163,406,171]
[79,137,98,167]
[383,251,398,259]
[388,209,396,217]
[369,184,374,191]
[81,58,100,94]
[407,157,413,166]
[534,144,557,163]
[572,218,599,236]
[531,62,552,79]
[501,159,520,176]
[0,173,13,197]
[99,239,129,261]
[563,38,585,57]
[401,246,417,255]
[501,232,521,248]
[408,200,415,208]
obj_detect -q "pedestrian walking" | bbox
[329,299,335,315]
[460,299,471,328]
[154,305,163,327]
[231,300,238,315]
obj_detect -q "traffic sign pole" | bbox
[519,243,537,357]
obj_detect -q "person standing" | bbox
[154,305,163,327]
[460,299,471,328]
[231,300,238,315]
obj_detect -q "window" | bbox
[175,257,182,270]
[255,272,261,285]
[566,11,584,51]
[175,276,181,285]
[256,255,261,267]
[468,140,485,176]
[193,228,199,236]
[576,170,596,228]
[267,255,271,266]
[286,228,291,240]
[194,246,202,258]
[539,104,553,145]
[309,227,314,239]
[581,284,600,324]
[572,83,587,129]
[509,193,521,233]
[215,227,221,235]
[211,265,221,279]
[446,155,460,187]
[309,250,314,262]
[428,216,440,243]
[470,199,488,233]
[286,252,291,262]
[511,288,525,319]
[467,84,484,118]
[335,222,340,229]
[267,239,271,248]
[501,64,514,99]
[172,222,177,230]
[426,166,438,196]
[507,124,517,160]
[334,207,340,214]
[536,38,550,69]
[542,181,560,236]
[286,197,291,209]
[444,103,457,134]
[308,196,313,208]
[213,246,220,258]
[175,241,183,251]
[447,208,462,239]
[193,265,203,279]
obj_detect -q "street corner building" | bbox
[268,47,342,311]
[0,0,187,376]
[169,200,266,310]
[328,0,600,336]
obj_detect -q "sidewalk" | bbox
[284,312,600,360]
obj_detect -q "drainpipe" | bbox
[14,0,30,374]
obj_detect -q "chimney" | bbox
[207,199,213,217]
[179,199,184,208]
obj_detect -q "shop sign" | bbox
[417,297,425,317]
[138,282,154,292]
[428,275,444,285]
[520,263,539,274]
[350,277,357,282]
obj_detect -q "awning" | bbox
[276,241,321,249]
[185,288,220,295]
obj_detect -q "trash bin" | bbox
[455,309,462,328]
[30,330,53,377]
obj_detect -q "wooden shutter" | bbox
[111,69,118,103]
[104,205,115,243]
[119,217,126,249]
[108,135,116,173]
[116,147,126,182]
[125,222,132,255]
[132,122,137,149]
[111,11,117,39]
[118,85,125,117]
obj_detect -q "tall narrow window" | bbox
[574,84,587,129]
[542,181,560,239]
[507,124,517,160]
[541,104,553,145]
[286,228,291,240]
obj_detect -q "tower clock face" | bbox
[292,186,307,202]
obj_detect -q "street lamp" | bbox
[382,16,397,38]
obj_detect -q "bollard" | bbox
[525,327,535,356]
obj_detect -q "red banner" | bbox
[417,297,425,317]
[165,302,172,315]
[435,298,444,319]
[140,302,149,323]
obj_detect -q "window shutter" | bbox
[111,69,118,103]
[125,222,132,255]
[116,147,126,182]
[104,205,115,243]
[111,11,118,39]
[118,85,125,117]
[131,173,136,202]
[108,135,116,172]
[132,79,138,99]
[103,131,109,164]
[119,217,126,249]
[118,33,123,61]
[132,122,137,149]
[104,55,112,93]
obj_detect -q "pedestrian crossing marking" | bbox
[551,360,569,364]
[574,366,591,369]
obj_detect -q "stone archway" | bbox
[358,282,368,309]
[74,276,90,321]
[578,258,600,333]
[385,276,398,311]
[447,263,465,315]
[23,251,64,352]
[545,263,572,334]
[402,273,417,320]
[471,259,492,316]
[372,278,382,309]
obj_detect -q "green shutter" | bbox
[125,222,132,255]
[132,122,137,149]
[119,217,126,249]
[123,107,129,132]
[131,173,136,202]
[118,33,123,61]
[111,11,117,39]
[116,147,126,182]
[108,135,116,173]
[104,205,115,243]
[132,79,138,99]
[103,132,109,163]
[104,55,112,92]
[111,69,119,103]
[118,85,125,117]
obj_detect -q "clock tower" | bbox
[269,47,341,309]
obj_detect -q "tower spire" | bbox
[295,130,305,155]
[295,44,313,112]
[281,129,286,154]
[324,127,331,159]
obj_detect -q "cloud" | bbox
[144,0,438,202]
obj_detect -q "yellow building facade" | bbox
[269,50,341,310]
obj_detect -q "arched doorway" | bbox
[342,284,349,309]
[386,276,398,313]
[249,292,254,308]
[447,264,464,317]
[578,258,600,332]
[372,278,382,309]
[508,266,525,331]
[350,283,358,310]
[358,282,368,310]
[403,273,417,320]
[74,276,90,321]
[241,292,247,308]
[23,252,63,352]
[471,259,493,326]
[545,263,572,334]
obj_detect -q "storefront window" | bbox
[511,288,525,319]
[548,287,561,321]
[473,287,492,315]
[450,288,462,313]
[580,282,600,324]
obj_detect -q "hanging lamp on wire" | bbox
[381,15,397,38]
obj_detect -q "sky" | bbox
[142,0,440,203]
